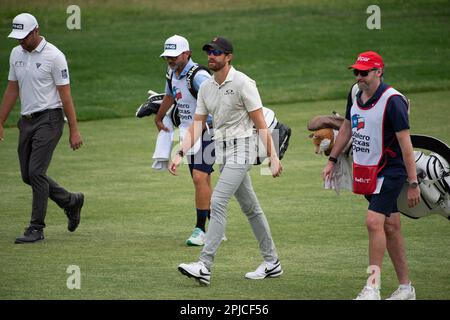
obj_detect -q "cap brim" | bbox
[160,49,188,57]
[348,63,372,70]
[8,30,29,40]
[202,43,224,52]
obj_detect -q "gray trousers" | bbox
[199,137,278,269]
[17,108,74,230]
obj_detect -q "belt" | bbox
[22,109,58,120]
[221,137,250,149]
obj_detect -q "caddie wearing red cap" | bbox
[323,51,420,300]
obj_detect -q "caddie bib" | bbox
[170,71,198,130]
[350,87,406,195]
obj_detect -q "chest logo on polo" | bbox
[15,60,25,67]
[36,63,42,69]
[351,114,365,130]
[224,89,235,95]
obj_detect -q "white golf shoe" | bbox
[178,261,211,286]
[354,286,381,300]
[245,260,283,280]
[386,285,416,300]
[186,227,205,246]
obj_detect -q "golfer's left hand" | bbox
[269,155,283,178]
[70,131,83,150]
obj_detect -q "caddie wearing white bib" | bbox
[155,35,215,246]
[323,51,420,300]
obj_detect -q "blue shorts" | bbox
[364,175,407,217]
[187,130,215,176]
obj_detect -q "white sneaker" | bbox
[178,261,211,286]
[186,227,205,246]
[386,285,416,300]
[354,286,381,300]
[245,260,283,280]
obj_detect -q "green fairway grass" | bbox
[0,0,449,300]
[1,0,449,124]
[0,91,449,299]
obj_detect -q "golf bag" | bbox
[397,135,450,221]
[135,90,180,127]
[255,107,292,164]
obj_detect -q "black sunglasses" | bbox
[206,49,224,56]
[353,69,377,77]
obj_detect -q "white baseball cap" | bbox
[8,13,39,40]
[160,35,190,57]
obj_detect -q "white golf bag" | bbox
[397,135,450,221]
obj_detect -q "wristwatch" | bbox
[408,180,419,189]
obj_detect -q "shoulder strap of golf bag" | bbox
[166,65,211,100]
[186,65,211,99]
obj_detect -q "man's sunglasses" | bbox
[353,69,377,77]
[206,49,224,56]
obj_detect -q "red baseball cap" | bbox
[349,51,384,70]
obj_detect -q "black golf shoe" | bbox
[65,192,84,232]
[15,227,44,244]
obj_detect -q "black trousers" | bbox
[17,108,74,230]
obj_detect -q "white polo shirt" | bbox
[196,66,262,141]
[8,37,70,115]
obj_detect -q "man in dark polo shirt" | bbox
[323,51,420,300]
[0,13,84,243]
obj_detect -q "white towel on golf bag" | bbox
[152,115,174,170]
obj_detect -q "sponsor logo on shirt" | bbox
[15,60,25,67]
[224,89,234,95]
[173,86,182,100]
[61,69,68,79]
[36,63,42,69]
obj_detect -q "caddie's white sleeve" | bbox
[51,52,70,85]
[241,77,263,113]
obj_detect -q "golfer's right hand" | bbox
[168,154,182,176]
[155,118,169,132]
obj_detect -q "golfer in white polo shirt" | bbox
[0,13,84,243]
[170,37,283,286]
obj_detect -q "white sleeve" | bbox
[8,51,17,81]
[241,78,262,112]
[51,52,70,85]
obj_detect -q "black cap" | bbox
[202,37,233,54]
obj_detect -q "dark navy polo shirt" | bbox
[345,82,410,176]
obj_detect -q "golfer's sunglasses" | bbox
[206,49,224,56]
